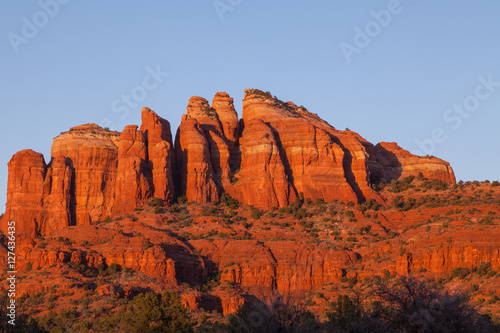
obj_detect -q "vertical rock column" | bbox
[140,107,176,203]
[114,125,153,211]
[1,150,47,241]
[174,98,219,203]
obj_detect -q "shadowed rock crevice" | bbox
[267,123,298,201]
[335,138,367,203]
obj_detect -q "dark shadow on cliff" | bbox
[371,143,403,184]
[328,135,366,203]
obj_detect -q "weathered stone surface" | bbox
[191,239,359,297]
[175,97,220,203]
[235,89,377,207]
[43,156,74,233]
[140,107,176,203]
[114,125,152,212]
[2,89,456,241]
[212,92,239,150]
[2,150,48,241]
[51,124,120,226]
[226,118,294,208]
[396,229,500,275]
[371,142,456,184]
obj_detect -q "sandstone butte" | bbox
[1,89,455,242]
[2,88,482,318]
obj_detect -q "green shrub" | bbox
[388,175,415,193]
[148,197,163,207]
[315,198,325,205]
[345,210,355,221]
[220,193,239,209]
[327,295,363,330]
[249,206,262,220]
[176,195,188,204]
[223,296,319,333]
[450,267,470,279]
[117,292,193,332]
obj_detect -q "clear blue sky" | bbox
[1,1,499,213]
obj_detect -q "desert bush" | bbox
[202,206,219,216]
[326,276,500,332]
[423,179,449,191]
[389,175,415,193]
[450,267,470,279]
[176,195,188,204]
[148,197,163,207]
[474,262,496,277]
[118,292,193,332]
[221,295,319,333]
[249,206,262,220]
[345,210,355,218]
[371,275,496,333]
[220,193,239,209]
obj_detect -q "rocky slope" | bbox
[4,89,487,324]
[1,180,499,323]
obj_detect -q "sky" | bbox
[0,1,499,213]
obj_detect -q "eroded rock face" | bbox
[172,90,389,208]
[1,110,177,239]
[1,150,76,241]
[114,125,152,212]
[396,229,500,275]
[2,150,49,241]
[140,107,176,203]
[174,97,224,203]
[212,92,239,151]
[370,142,456,184]
[190,239,360,297]
[2,89,457,241]
[51,124,120,226]
[227,118,294,208]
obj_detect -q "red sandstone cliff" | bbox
[0,89,456,241]
[370,142,456,184]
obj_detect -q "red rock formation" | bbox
[175,97,220,203]
[42,156,74,233]
[2,150,48,241]
[212,92,240,151]
[114,125,153,212]
[0,150,76,241]
[226,118,294,208]
[140,107,176,203]
[232,89,380,207]
[191,239,360,297]
[51,124,120,226]
[396,229,500,275]
[2,88,457,242]
[371,142,456,184]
